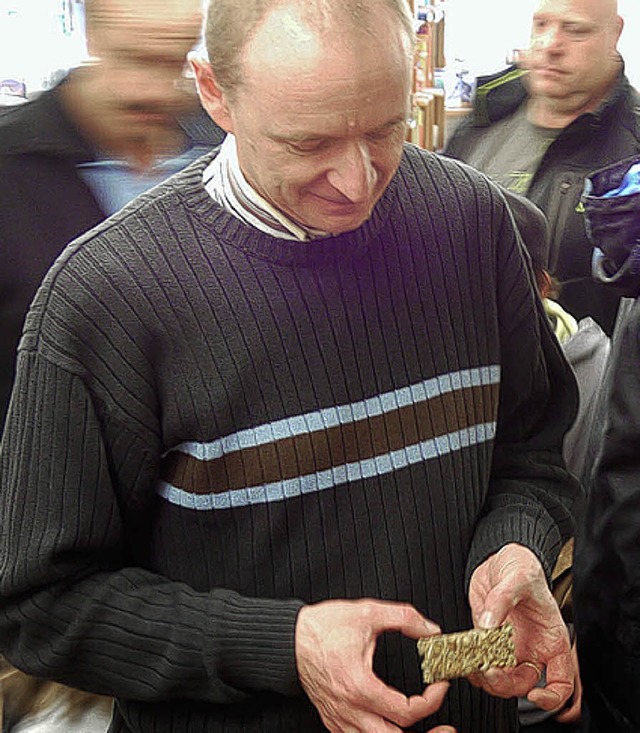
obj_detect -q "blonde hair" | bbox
[204,0,414,95]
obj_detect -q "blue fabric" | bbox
[77,145,210,216]
[601,161,640,198]
[582,155,640,297]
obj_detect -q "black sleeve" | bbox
[466,186,583,584]
[0,350,303,703]
[574,298,640,732]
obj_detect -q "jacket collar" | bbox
[0,73,98,161]
[472,64,636,130]
[0,71,226,161]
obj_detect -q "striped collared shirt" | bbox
[203,134,328,241]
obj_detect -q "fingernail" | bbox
[425,620,441,634]
[484,668,500,684]
[479,611,496,628]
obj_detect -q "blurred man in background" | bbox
[0,0,225,428]
[0,0,224,729]
[445,0,640,336]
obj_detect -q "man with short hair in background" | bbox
[445,0,640,336]
[0,2,223,727]
[0,0,225,429]
[0,0,581,731]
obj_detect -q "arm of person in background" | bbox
[572,154,640,732]
[573,300,640,731]
[462,185,583,712]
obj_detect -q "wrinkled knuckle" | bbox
[395,706,418,728]
[355,602,375,624]
[398,602,417,623]
[340,675,364,704]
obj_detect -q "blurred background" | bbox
[1,0,639,105]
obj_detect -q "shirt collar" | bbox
[203,134,329,241]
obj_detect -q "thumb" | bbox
[370,602,442,639]
[475,581,515,629]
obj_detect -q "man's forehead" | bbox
[533,0,617,22]
[243,1,411,71]
[266,108,408,138]
[95,0,202,35]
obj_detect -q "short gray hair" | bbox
[204,0,414,95]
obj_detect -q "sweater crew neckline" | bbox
[178,150,402,268]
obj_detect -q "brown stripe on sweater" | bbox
[161,382,498,494]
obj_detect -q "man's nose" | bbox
[537,25,563,53]
[131,68,192,110]
[326,141,377,203]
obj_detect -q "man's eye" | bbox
[366,128,395,142]
[286,140,325,155]
[564,24,590,37]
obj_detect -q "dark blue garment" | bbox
[582,155,640,298]
[76,145,212,217]
[601,162,640,198]
[576,156,640,732]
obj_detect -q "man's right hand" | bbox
[295,598,455,733]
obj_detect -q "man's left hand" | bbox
[467,543,573,712]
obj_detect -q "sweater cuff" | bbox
[465,505,562,590]
[207,591,305,696]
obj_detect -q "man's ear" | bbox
[189,55,234,133]
[614,15,624,45]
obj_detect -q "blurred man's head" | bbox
[192,0,414,236]
[521,0,623,126]
[67,0,203,168]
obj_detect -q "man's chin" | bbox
[122,128,184,168]
[318,213,371,236]
[303,202,375,236]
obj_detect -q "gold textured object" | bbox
[417,623,516,684]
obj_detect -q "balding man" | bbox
[0,0,581,731]
[445,0,640,336]
[0,0,225,428]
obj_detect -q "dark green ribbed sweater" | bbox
[0,145,580,732]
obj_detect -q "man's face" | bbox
[218,6,412,235]
[87,0,202,165]
[524,0,622,111]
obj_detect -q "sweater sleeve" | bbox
[465,189,583,585]
[573,301,640,730]
[0,349,303,702]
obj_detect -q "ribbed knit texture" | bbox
[0,145,581,733]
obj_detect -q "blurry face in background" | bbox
[85,0,202,166]
[199,2,412,235]
[522,0,622,113]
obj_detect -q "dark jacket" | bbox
[573,155,640,733]
[0,75,225,427]
[444,66,640,335]
[582,153,640,296]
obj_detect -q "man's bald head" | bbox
[524,0,623,126]
[532,0,619,26]
[67,0,203,169]
[84,0,203,57]
[202,0,414,98]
